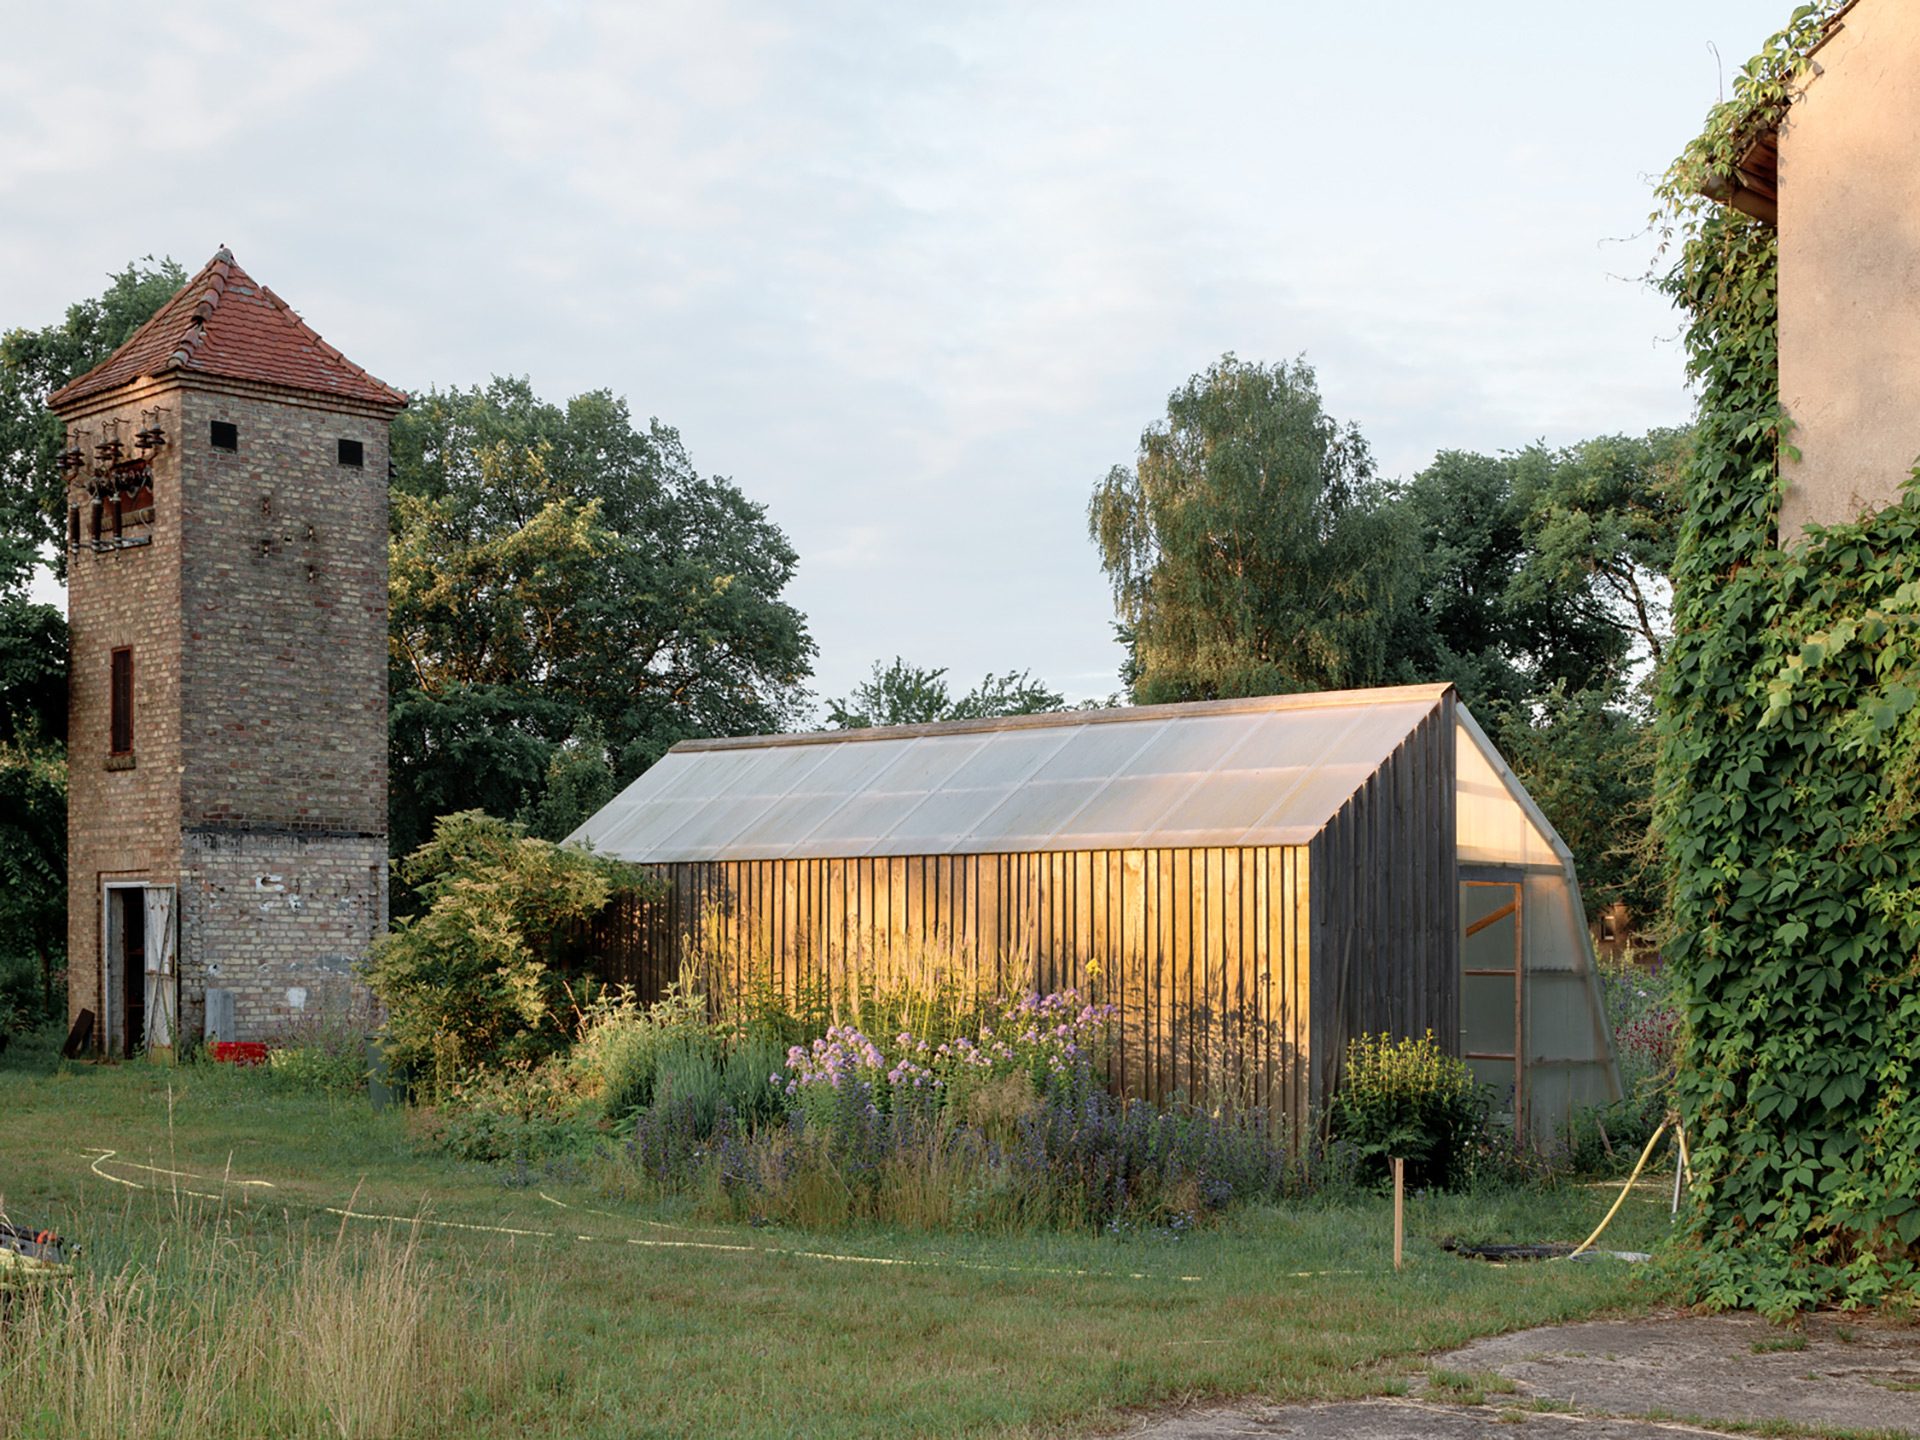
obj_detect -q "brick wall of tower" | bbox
[176,389,389,834]
[178,831,386,1040]
[173,387,392,1038]
[63,383,186,1042]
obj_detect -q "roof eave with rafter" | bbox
[1696,1,1869,229]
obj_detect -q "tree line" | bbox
[0,262,1676,1034]
[1089,353,1676,918]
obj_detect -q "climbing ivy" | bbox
[1655,2,1920,1313]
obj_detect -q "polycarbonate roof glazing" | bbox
[569,685,1451,863]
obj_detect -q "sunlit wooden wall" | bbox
[596,845,1313,1129]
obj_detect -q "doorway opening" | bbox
[104,884,146,1058]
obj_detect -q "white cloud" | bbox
[0,0,1785,703]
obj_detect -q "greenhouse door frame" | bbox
[1460,868,1525,1137]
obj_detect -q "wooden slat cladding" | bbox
[595,845,1314,1125]
[1305,694,1459,1107]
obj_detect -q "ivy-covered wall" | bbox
[1658,1,1920,1312]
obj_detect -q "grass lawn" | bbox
[0,1031,1681,1440]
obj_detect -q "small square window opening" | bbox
[337,438,364,468]
[210,421,238,452]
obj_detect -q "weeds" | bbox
[264,989,380,1097]
[0,1205,532,1439]
[1332,1032,1490,1190]
[1427,1368,1519,1406]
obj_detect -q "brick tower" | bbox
[49,249,405,1053]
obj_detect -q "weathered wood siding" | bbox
[1305,694,1459,1104]
[597,846,1313,1129]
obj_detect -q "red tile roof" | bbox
[49,248,407,413]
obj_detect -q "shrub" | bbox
[686,917,989,1051]
[624,987,1293,1234]
[427,1062,598,1165]
[267,1045,367,1097]
[362,810,659,1093]
[264,992,379,1097]
[1330,1031,1490,1191]
[643,1068,1298,1234]
[567,983,714,1120]
[1008,1082,1293,1228]
[598,982,1315,1234]
[777,991,1115,1119]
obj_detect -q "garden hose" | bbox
[1565,1118,1670,1260]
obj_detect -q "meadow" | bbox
[0,1029,1680,1440]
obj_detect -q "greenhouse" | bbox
[571,683,1622,1142]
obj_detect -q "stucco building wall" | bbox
[1778,0,1920,540]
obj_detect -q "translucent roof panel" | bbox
[568,686,1450,862]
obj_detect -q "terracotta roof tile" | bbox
[49,248,407,412]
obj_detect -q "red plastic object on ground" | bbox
[209,1041,269,1066]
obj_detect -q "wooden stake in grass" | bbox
[1392,1157,1405,1271]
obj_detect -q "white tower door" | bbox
[142,885,178,1053]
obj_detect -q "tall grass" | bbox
[680,909,1035,1050]
[0,1204,533,1440]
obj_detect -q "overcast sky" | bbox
[2,1,1787,707]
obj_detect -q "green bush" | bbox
[267,1045,368,1097]
[567,984,712,1119]
[361,810,659,1093]
[654,1033,790,1134]
[568,984,788,1129]
[261,993,378,1096]
[0,736,65,1056]
[428,1062,598,1165]
[1330,1031,1490,1191]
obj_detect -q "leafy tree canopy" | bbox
[1089,354,1679,917]
[0,575,65,746]
[0,737,64,1043]
[1089,354,1413,703]
[1386,443,1671,916]
[825,657,1067,730]
[0,468,70,1040]
[0,545,68,1044]
[1511,429,1686,673]
[1390,448,1615,717]
[388,378,815,853]
[0,257,185,574]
